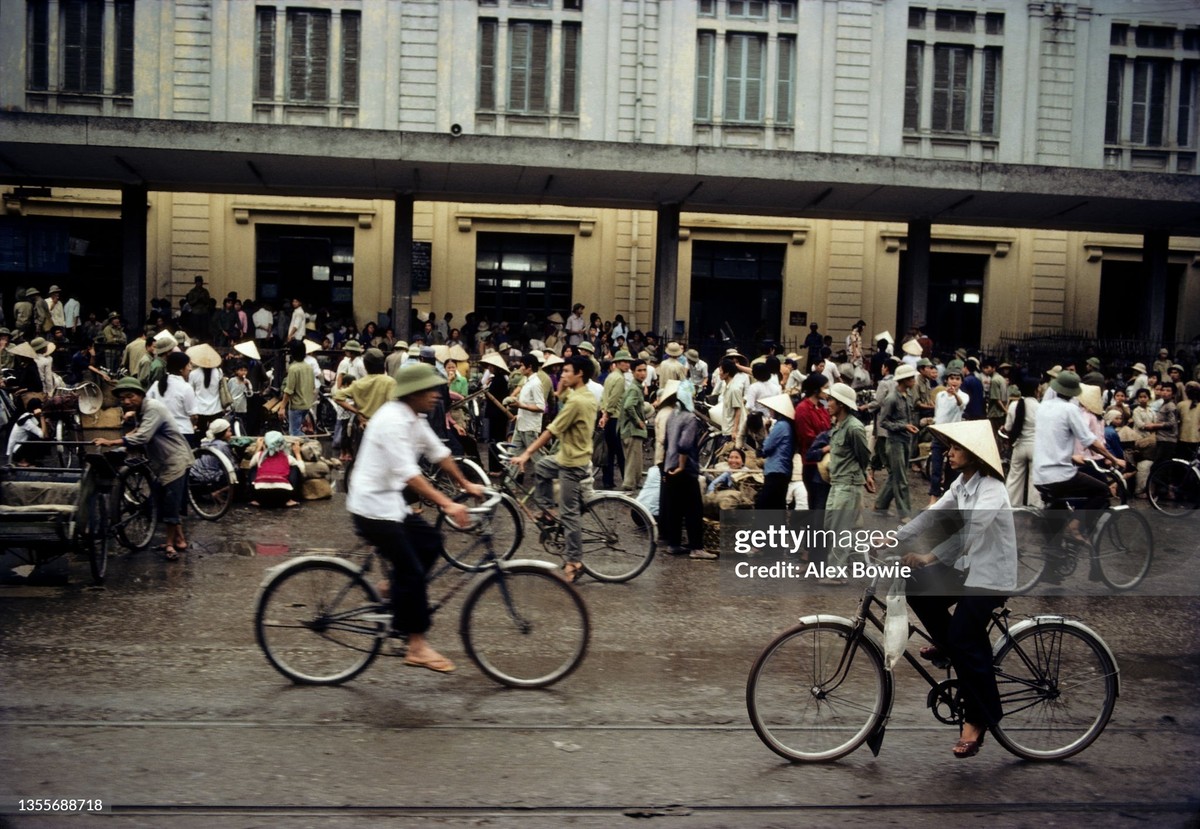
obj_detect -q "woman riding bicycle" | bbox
[894,419,1017,759]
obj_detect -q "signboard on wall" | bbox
[412,241,432,292]
[789,311,808,327]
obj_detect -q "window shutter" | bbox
[310,11,329,102]
[1179,62,1197,148]
[288,11,308,101]
[743,35,764,122]
[1146,60,1167,146]
[561,23,580,115]
[980,47,999,136]
[62,0,84,92]
[695,31,714,121]
[528,23,548,112]
[256,8,276,100]
[83,0,103,93]
[1130,60,1148,144]
[903,42,922,130]
[724,34,745,121]
[776,36,794,125]
[115,0,135,95]
[931,46,948,131]
[1104,57,1122,144]
[478,20,497,110]
[509,23,531,111]
[341,11,360,105]
[27,0,50,91]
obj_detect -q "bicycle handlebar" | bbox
[465,489,503,514]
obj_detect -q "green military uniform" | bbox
[825,414,872,567]
[618,380,647,492]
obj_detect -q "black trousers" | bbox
[352,513,444,635]
[907,564,1006,728]
[660,470,704,549]
[755,472,790,511]
[602,418,625,488]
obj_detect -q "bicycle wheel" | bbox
[437,491,524,571]
[578,494,655,583]
[315,397,338,434]
[747,621,890,762]
[84,493,109,585]
[113,465,158,551]
[991,622,1118,760]
[1010,508,1050,594]
[255,560,385,685]
[1091,507,1153,591]
[459,564,590,688]
[187,448,235,520]
[55,419,81,468]
[1148,460,1200,518]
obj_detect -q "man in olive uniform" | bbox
[101,312,128,346]
[824,382,874,572]
[1081,357,1106,387]
[13,289,35,340]
[875,363,919,520]
[30,287,51,335]
[982,358,1009,434]
[185,276,213,339]
[599,349,633,489]
[0,327,13,371]
[619,360,649,493]
[121,326,152,376]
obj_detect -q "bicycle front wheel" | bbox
[992,622,1118,760]
[746,621,890,762]
[438,491,524,571]
[1010,508,1050,594]
[113,465,158,551]
[255,561,385,685]
[459,564,590,688]
[1092,507,1153,591]
[578,494,655,583]
[1148,460,1200,518]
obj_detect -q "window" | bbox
[778,2,796,23]
[475,233,574,324]
[254,7,359,107]
[904,19,1002,138]
[287,10,330,103]
[724,33,765,123]
[695,31,716,121]
[776,36,794,125]
[908,8,926,30]
[1111,24,1128,47]
[508,21,550,113]
[477,17,579,116]
[1107,27,1199,155]
[25,0,134,98]
[727,1,767,20]
[698,0,717,17]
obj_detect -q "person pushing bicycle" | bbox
[347,363,484,673]
[892,419,1017,759]
[509,355,597,583]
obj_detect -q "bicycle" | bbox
[746,568,1119,762]
[254,491,590,688]
[1146,445,1200,517]
[1011,459,1152,593]
[186,444,238,520]
[483,441,657,583]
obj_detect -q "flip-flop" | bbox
[163,546,181,561]
[404,655,456,673]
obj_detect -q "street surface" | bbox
[2,488,1198,828]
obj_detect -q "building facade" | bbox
[2,0,1198,350]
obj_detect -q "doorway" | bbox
[256,224,355,320]
[903,251,987,350]
[474,232,574,325]
[689,240,785,345]
[1098,259,1186,341]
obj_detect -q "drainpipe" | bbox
[634,0,645,142]
[630,211,640,330]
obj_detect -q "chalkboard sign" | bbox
[789,311,808,327]
[412,241,432,292]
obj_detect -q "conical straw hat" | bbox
[480,353,509,373]
[760,393,796,421]
[186,343,222,369]
[233,341,261,361]
[928,420,1004,479]
[1079,384,1104,416]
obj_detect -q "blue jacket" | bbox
[762,418,794,476]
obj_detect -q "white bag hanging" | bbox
[883,577,910,671]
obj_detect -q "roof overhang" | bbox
[2,113,1199,235]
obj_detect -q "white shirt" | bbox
[895,472,1017,592]
[288,306,307,341]
[189,368,224,416]
[146,374,197,435]
[745,380,774,416]
[34,354,56,395]
[587,379,604,405]
[933,388,968,425]
[1004,397,1039,446]
[1032,396,1095,486]
[304,355,322,396]
[347,400,450,522]
[516,373,546,433]
[252,308,273,339]
[63,298,81,329]
[6,413,44,462]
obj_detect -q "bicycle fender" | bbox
[995,616,1120,697]
[495,558,560,574]
[796,614,886,649]
[257,555,362,589]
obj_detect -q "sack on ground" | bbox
[301,477,332,500]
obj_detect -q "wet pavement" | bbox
[2,483,1199,828]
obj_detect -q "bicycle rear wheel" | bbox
[459,564,590,688]
[437,491,524,570]
[578,494,655,583]
[1091,507,1152,591]
[1010,508,1050,594]
[187,447,235,520]
[1147,460,1200,518]
[991,622,1118,760]
[113,465,158,551]
[747,621,890,762]
[255,560,385,685]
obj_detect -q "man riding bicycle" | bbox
[347,363,484,673]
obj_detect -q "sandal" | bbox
[560,562,584,584]
[404,653,456,673]
[163,546,181,561]
[953,729,986,759]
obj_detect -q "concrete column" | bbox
[1140,229,1169,343]
[898,217,930,339]
[652,204,680,340]
[391,193,414,341]
[120,186,147,326]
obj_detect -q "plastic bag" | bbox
[883,577,910,671]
